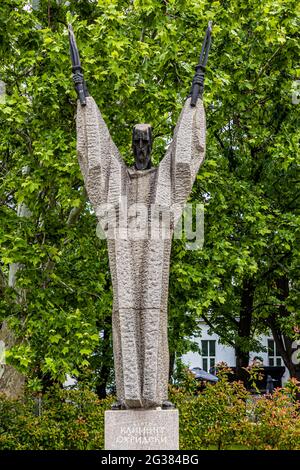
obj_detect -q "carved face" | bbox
[132,124,152,170]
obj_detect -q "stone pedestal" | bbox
[105,409,179,450]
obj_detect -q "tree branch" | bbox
[201,312,236,348]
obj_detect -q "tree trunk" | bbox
[95,324,112,399]
[0,259,26,399]
[0,321,25,399]
[268,276,300,382]
[235,278,255,386]
[0,167,31,399]
[169,351,175,382]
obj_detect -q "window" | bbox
[268,339,282,366]
[201,340,216,372]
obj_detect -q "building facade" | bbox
[182,321,290,384]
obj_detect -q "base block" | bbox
[105,409,179,450]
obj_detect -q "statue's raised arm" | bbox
[155,22,212,222]
[68,24,127,211]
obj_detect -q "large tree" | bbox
[0,0,299,395]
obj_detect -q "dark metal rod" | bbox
[68,23,89,106]
[190,21,212,107]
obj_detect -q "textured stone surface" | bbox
[105,409,179,450]
[76,96,206,408]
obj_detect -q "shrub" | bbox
[0,388,113,450]
[239,379,300,450]
[169,367,300,450]
[0,376,299,450]
[169,367,250,450]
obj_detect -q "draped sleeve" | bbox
[154,97,206,225]
[76,96,128,211]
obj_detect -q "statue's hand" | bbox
[190,65,206,106]
[68,24,89,106]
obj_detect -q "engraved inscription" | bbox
[115,421,168,445]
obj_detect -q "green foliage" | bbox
[170,375,300,450]
[243,362,264,393]
[0,387,113,450]
[170,373,250,450]
[1,377,299,450]
[240,380,300,450]
[0,0,299,391]
[172,362,200,395]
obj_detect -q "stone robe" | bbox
[76,96,206,408]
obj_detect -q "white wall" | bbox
[182,323,290,384]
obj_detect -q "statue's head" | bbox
[132,124,152,170]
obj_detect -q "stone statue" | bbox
[68,23,211,410]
